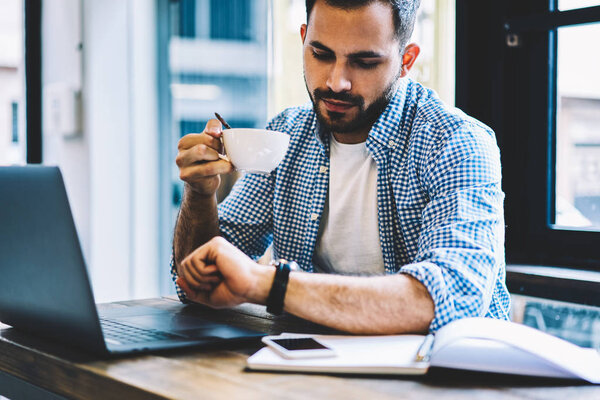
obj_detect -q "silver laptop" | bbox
[0,165,264,355]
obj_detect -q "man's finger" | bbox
[176,144,221,169]
[183,260,206,283]
[196,263,219,276]
[184,258,224,291]
[179,160,233,182]
[203,119,223,139]
[177,277,210,304]
[199,274,222,284]
[180,269,202,290]
[177,132,222,152]
[184,258,221,284]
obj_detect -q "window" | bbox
[0,0,26,165]
[411,0,456,106]
[559,0,600,11]
[555,23,600,229]
[166,0,269,202]
[457,2,600,270]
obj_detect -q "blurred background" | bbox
[0,0,598,304]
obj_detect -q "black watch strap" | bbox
[266,260,297,315]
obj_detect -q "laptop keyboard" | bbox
[521,300,600,350]
[100,318,180,345]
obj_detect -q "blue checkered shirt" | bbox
[171,78,510,332]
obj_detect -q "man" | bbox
[172,0,510,334]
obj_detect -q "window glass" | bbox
[411,0,455,106]
[167,0,269,214]
[0,0,25,165]
[558,0,600,11]
[270,0,309,116]
[555,22,600,228]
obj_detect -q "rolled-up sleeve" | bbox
[400,123,508,332]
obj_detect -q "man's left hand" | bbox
[177,237,273,308]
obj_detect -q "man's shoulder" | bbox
[266,103,315,134]
[407,81,493,138]
[398,80,497,159]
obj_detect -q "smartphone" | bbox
[261,335,336,359]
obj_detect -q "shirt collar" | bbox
[312,114,330,156]
[365,78,410,151]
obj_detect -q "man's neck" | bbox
[332,128,370,144]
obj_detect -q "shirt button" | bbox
[388,140,396,147]
[319,166,328,173]
[310,213,319,221]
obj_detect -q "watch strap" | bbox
[266,260,295,315]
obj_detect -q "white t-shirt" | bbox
[313,136,385,275]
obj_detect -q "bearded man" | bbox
[171,0,510,334]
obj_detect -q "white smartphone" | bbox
[261,335,336,359]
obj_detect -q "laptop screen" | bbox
[0,166,106,352]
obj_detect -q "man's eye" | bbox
[354,60,379,69]
[312,51,333,61]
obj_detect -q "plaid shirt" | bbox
[171,78,510,332]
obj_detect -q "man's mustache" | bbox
[313,89,364,106]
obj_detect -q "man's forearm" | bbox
[173,185,220,269]
[247,268,435,334]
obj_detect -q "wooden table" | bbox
[1,297,599,400]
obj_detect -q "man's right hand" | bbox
[175,119,233,197]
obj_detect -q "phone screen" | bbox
[271,338,330,351]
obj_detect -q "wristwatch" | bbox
[266,259,299,315]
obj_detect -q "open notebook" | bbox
[247,317,600,383]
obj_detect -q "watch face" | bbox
[270,259,299,271]
[288,261,299,271]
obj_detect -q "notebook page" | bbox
[431,317,600,382]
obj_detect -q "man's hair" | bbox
[305,0,421,50]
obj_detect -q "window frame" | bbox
[25,0,42,164]
[456,1,600,275]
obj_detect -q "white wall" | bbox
[43,0,159,302]
[42,0,89,260]
[129,0,160,302]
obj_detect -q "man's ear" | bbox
[300,24,307,44]
[400,43,420,77]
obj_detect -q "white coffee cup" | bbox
[222,128,290,174]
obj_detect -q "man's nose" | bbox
[326,61,351,93]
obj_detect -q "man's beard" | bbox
[306,77,399,135]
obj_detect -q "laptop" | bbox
[0,165,265,355]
